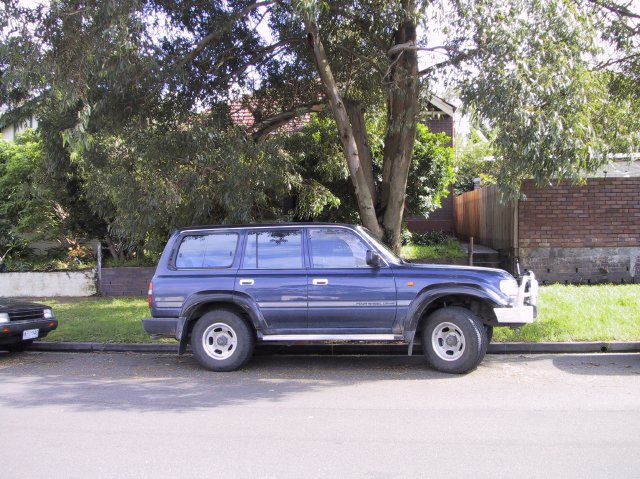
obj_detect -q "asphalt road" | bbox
[1,351,639,479]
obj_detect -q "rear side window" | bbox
[175,233,238,269]
[243,230,303,269]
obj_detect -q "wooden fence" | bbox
[453,185,518,254]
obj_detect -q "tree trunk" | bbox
[303,20,384,239]
[380,0,419,253]
[344,99,376,204]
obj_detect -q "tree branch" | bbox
[251,101,327,141]
[180,0,276,65]
[586,0,640,19]
[418,48,479,76]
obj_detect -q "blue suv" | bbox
[143,224,538,374]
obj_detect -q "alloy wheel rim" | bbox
[202,322,238,360]
[431,321,466,361]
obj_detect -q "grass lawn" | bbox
[401,239,465,260]
[38,284,640,343]
[493,284,640,342]
[42,297,163,344]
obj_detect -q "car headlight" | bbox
[0,313,8,323]
[43,309,53,319]
[499,279,519,297]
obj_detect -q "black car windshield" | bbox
[357,227,402,264]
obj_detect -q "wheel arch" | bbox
[177,292,263,354]
[403,285,502,344]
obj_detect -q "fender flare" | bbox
[176,292,265,354]
[402,285,504,344]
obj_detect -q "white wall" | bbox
[1,115,38,141]
[0,270,97,297]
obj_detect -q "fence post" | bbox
[97,241,102,295]
[468,236,474,266]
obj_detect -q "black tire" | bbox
[191,310,255,372]
[4,340,34,353]
[421,306,487,374]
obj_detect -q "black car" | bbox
[0,299,58,351]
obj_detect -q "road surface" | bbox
[1,350,639,478]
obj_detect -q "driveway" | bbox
[1,351,639,478]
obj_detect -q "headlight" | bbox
[43,309,53,319]
[0,313,8,323]
[499,279,519,297]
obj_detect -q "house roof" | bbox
[425,95,456,118]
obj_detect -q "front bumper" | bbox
[0,318,58,346]
[493,271,539,325]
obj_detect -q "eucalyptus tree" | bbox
[2,0,638,252]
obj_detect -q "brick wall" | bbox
[99,267,155,296]
[518,178,640,283]
[519,178,640,248]
[424,116,454,141]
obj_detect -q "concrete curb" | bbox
[29,341,640,355]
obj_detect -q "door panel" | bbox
[237,230,307,330]
[306,228,397,330]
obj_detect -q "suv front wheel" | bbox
[191,310,255,372]
[422,306,487,374]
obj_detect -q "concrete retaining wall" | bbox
[0,270,97,297]
[520,247,640,284]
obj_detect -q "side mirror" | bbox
[366,250,381,268]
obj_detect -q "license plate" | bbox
[22,329,39,340]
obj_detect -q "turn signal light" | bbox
[2,327,9,333]
[407,281,414,286]
[49,322,56,327]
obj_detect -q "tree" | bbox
[2,0,638,253]
[284,113,454,223]
[0,129,107,257]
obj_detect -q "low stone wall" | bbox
[521,247,640,284]
[99,267,155,296]
[0,270,97,297]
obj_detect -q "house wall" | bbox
[518,178,640,283]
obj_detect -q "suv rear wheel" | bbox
[191,310,255,372]
[422,306,487,374]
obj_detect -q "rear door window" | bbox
[175,233,238,268]
[243,230,303,269]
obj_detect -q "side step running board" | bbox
[260,334,402,342]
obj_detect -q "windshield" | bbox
[357,227,402,264]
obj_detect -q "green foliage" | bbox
[285,114,455,222]
[2,0,639,254]
[453,0,640,194]
[0,129,108,260]
[453,130,498,194]
[406,124,455,216]
[409,230,453,246]
[400,240,465,260]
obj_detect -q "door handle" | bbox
[239,279,255,286]
[312,278,329,286]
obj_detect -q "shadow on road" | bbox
[551,353,640,376]
[0,352,458,412]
